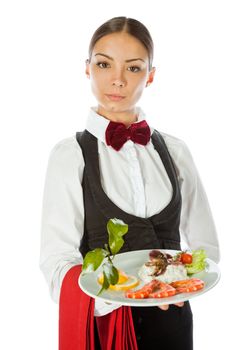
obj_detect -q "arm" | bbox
[39,136,121,315]
[165,135,220,263]
[39,137,85,303]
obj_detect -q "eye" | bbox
[96,61,110,69]
[128,66,141,73]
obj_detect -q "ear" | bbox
[146,67,156,87]
[85,59,90,79]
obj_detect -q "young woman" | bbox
[40,17,220,350]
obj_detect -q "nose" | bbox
[112,79,126,87]
[111,69,127,87]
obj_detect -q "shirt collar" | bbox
[85,106,151,143]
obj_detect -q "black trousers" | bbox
[131,301,193,350]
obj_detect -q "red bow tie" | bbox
[105,119,151,151]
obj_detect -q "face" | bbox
[85,32,156,121]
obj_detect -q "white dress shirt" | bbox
[39,106,220,316]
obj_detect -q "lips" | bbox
[105,94,126,101]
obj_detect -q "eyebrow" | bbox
[94,53,145,63]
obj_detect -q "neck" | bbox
[97,106,138,127]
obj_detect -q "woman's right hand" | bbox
[158,302,184,310]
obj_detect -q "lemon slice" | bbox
[117,270,129,284]
[109,275,139,291]
[98,272,139,291]
[98,269,128,285]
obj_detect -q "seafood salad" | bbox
[97,248,207,299]
[138,249,188,284]
[125,249,207,299]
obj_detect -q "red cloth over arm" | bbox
[59,265,95,350]
[96,306,138,350]
[59,264,138,350]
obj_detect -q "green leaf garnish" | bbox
[82,218,128,294]
[185,249,207,275]
[82,248,108,274]
[103,261,119,285]
[107,218,128,255]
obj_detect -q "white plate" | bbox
[78,249,221,307]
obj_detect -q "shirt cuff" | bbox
[94,298,122,317]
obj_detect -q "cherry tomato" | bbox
[180,253,193,264]
[170,278,204,293]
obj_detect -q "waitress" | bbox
[40,16,220,350]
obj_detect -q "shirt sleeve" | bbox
[164,134,220,263]
[39,137,85,303]
[39,136,122,316]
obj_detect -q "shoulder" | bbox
[47,134,84,172]
[49,134,82,156]
[158,131,192,160]
[154,130,196,177]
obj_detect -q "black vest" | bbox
[76,129,182,257]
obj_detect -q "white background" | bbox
[0,0,232,349]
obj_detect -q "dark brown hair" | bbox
[88,17,154,70]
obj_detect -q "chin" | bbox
[100,102,126,113]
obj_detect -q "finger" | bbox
[176,302,184,307]
[158,304,169,311]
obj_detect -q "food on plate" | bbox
[126,278,204,299]
[138,249,207,284]
[180,252,193,264]
[97,269,139,291]
[170,278,204,293]
[126,249,206,299]
[126,280,176,299]
[125,280,157,299]
[82,218,129,295]
[96,249,207,299]
[138,249,188,284]
[181,249,207,275]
